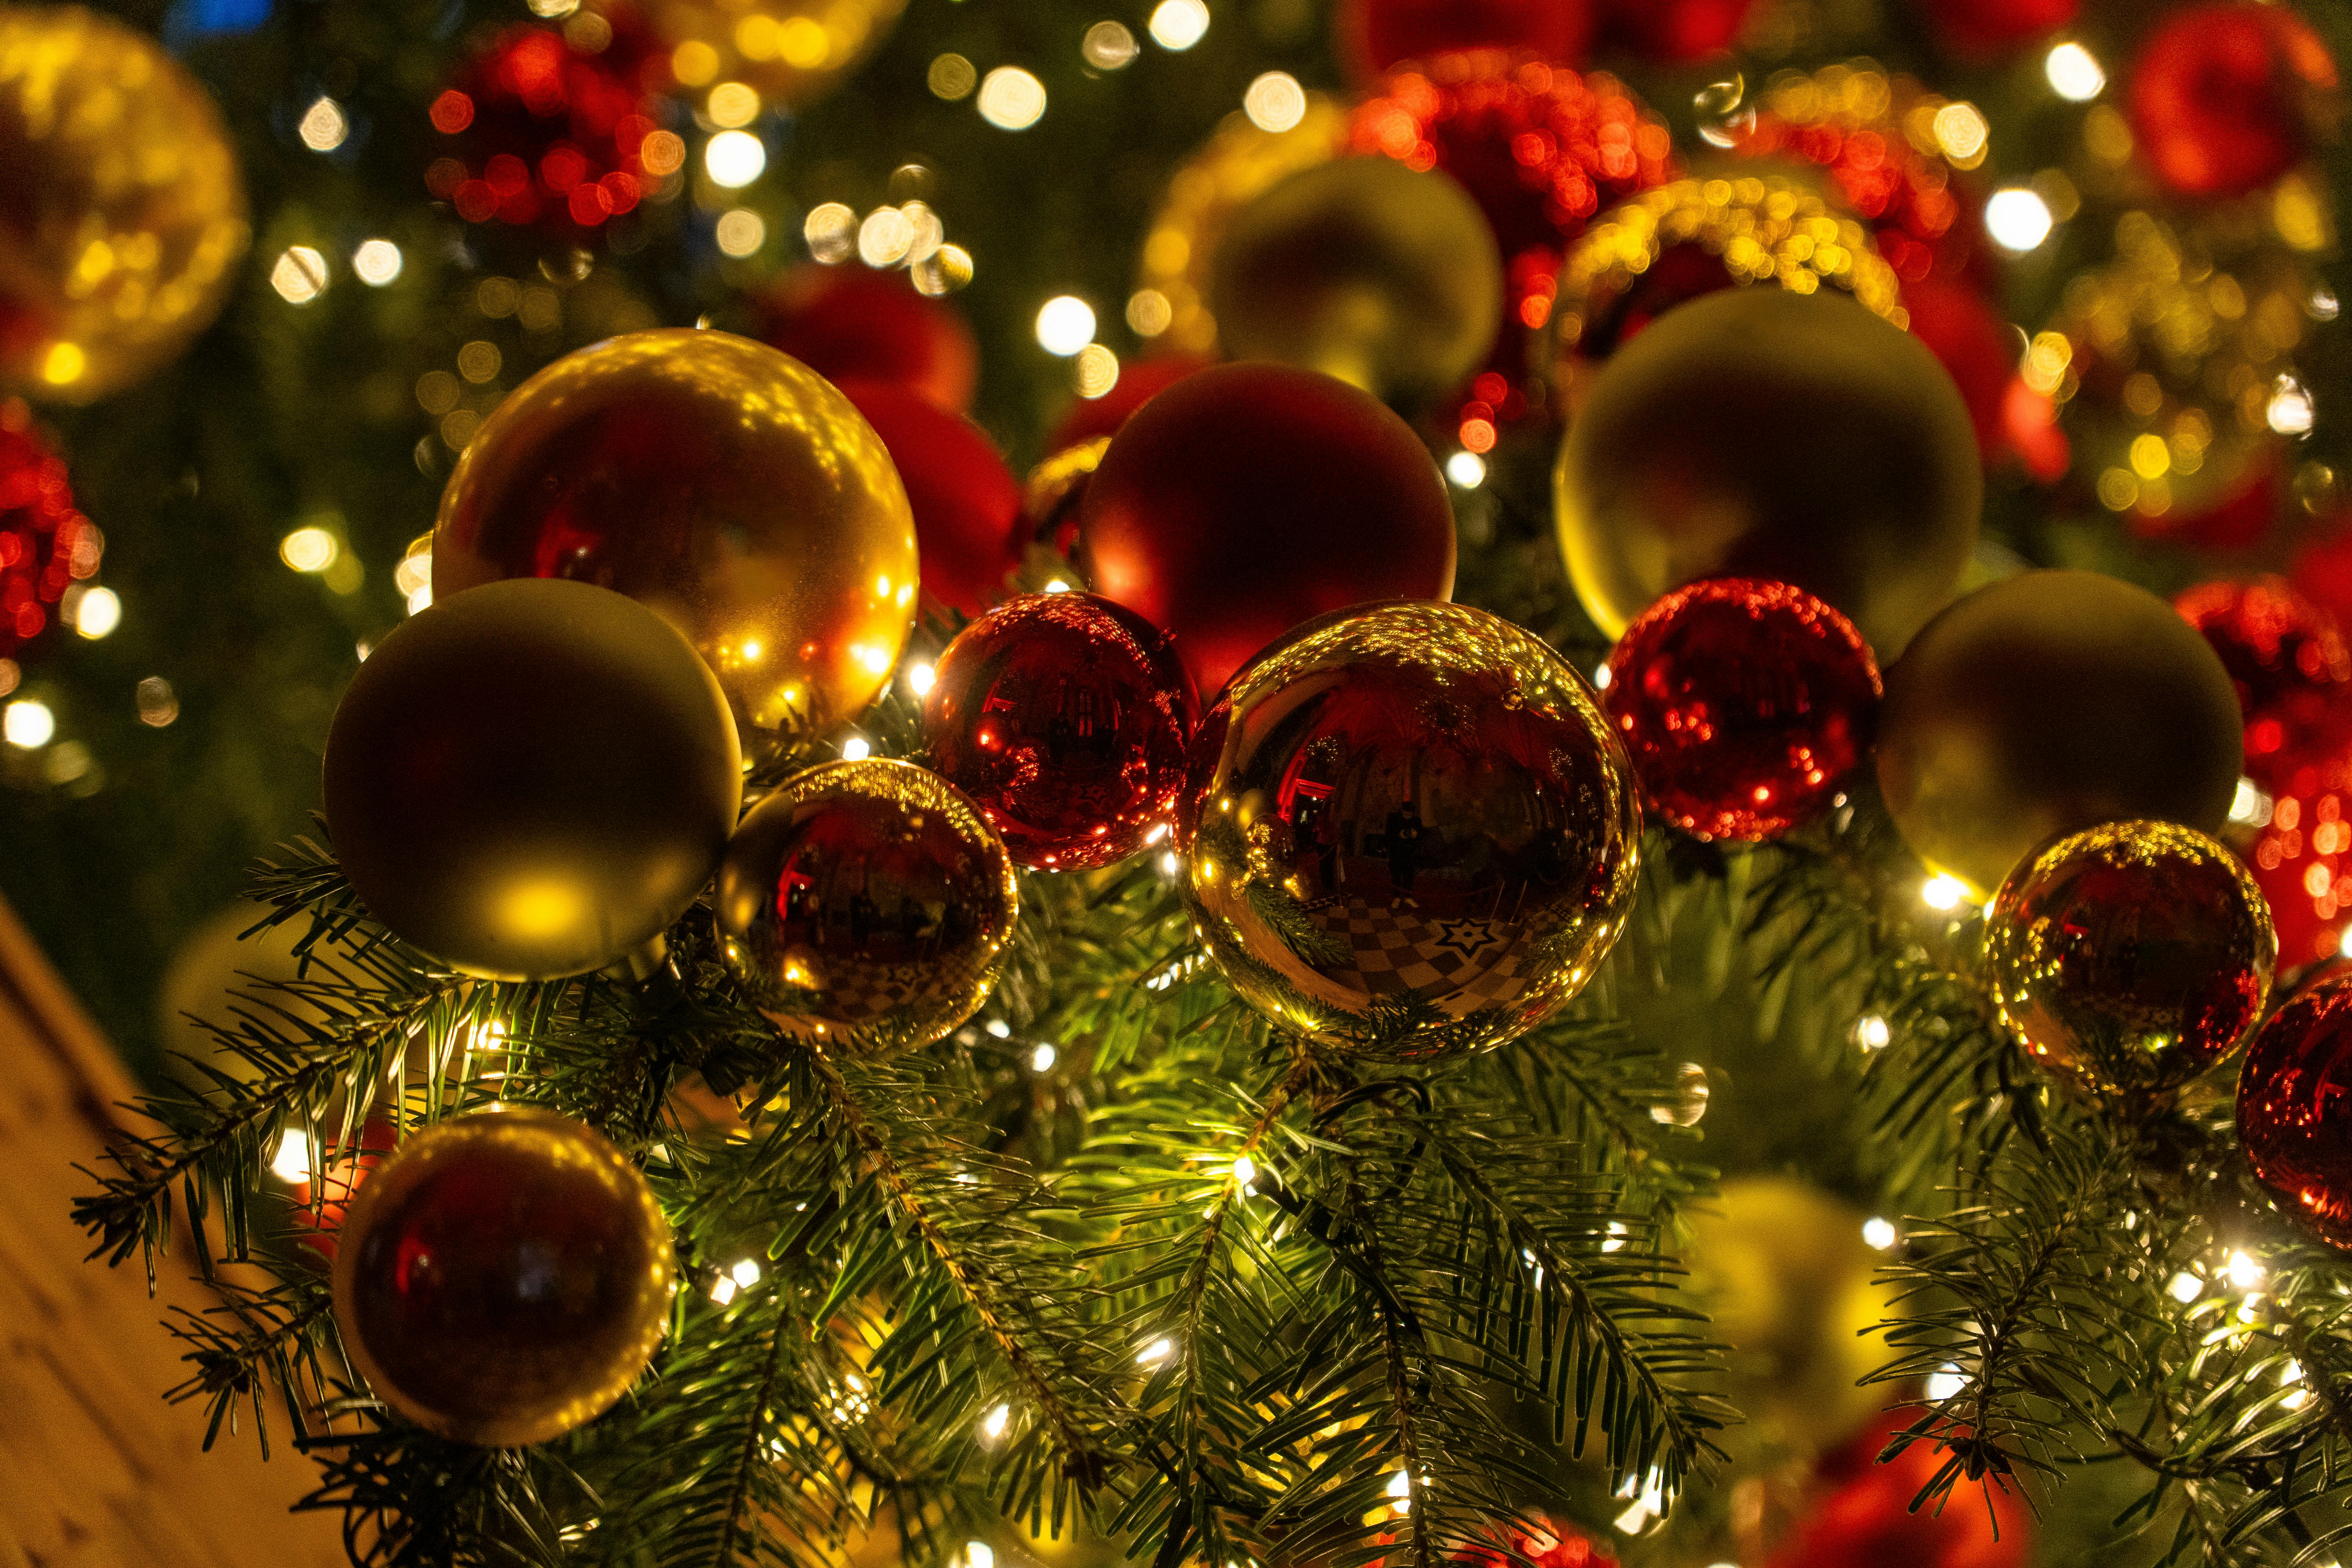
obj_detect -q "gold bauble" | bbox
[332,1107,675,1447]
[157,902,340,1091]
[1987,821,2276,1099]
[718,759,1019,1056]
[0,6,250,403]
[632,0,904,107]
[432,329,917,739]
[1179,601,1637,1062]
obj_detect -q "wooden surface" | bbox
[0,891,346,1567]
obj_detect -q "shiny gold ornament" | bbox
[332,1107,675,1447]
[1179,600,1638,1062]
[0,6,250,403]
[718,759,1018,1056]
[433,330,917,739]
[1136,95,1349,359]
[628,0,904,106]
[1210,156,1502,410]
[1987,821,2275,1099]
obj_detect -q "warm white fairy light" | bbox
[1446,450,1487,488]
[1036,295,1097,356]
[1160,850,1181,877]
[716,209,767,259]
[1243,71,1305,133]
[904,662,936,697]
[840,735,871,761]
[1044,579,1072,593]
[1862,1217,1900,1251]
[270,245,328,304]
[352,239,403,285]
[1853,1013,1892,1050]
[4,699,54,750]
[981,1403,1011,1438]
[1985,187,2054,252]
[705,130,766,188]
[2045,42,2105,101]
[2168,1270,2205,1303]
[281,526,338,573]
[1136,1337,1174,1365]
[2227,1250,2267,1291]
[1926,1363,1969,1401]
[1231,1154,1257,1189]
[985,1019,1011,1038]
[1031,1043,1057,1072]
[1148,0,1209,50]
[977,67,1047,130]
[2269,374,2316,436]
[1921,873,1973,911]
[298,95,349,152]
[269,1129,311,1183]
[72,587,120,639]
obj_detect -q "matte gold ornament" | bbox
[332,1107,675,1447]
[718,759,1018,1056]
[630,0,904,106]
[1987,821,2275,1099]
[0,5,250,403]
[324,577,742,981]
[432,329,917,739]
[1178,600,1637,1062]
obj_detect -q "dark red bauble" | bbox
[756,265,980,414]
[2178,577,2352,788]
[833,379,1022,620]
[2129,3,2339,201]
[1603,579,1880,842]
[1918,0,2076,56]
[1044,355,1209,457]
[1594,0,1757,62]
[923,592,1197,870]
[0,398,95,661]
[2239,976,2352,1249]
[1336,0,1593,79]
[1764,1403,2032,1568]
[1076,363,1457,699]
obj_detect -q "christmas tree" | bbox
[13,0,2352,1562]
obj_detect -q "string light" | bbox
[929,53,976,100]
[805,202,857,263]
[977,67,1047,131]
[298,95,348,152]
[981,1403,1011,1438]
[1136,1337,1174,1365]
[716,209,766,258]
[1083,21,1138,69]
[2227,1250,2267,1290]
[705,131,766,188]
[707,82,760,128]
[1075,343,1119,396]
[1036,296,1095,355]
[1127,289,1172,336]
[1853,1013,1891,1050]
[1031,1043,1057,1071]
[71,586,120,639]
[1231,1154,1256,1189]
[1926,1363,1968,1401]
[1862,1217,1899,1251]
[135,677,178,727]
[2045,42,2104,101]
[1920,873,1973,911]
[352,239,403,285]
[1148,0,1209,50]
[904,662,936,697]
[1243,71,1305,133]
[1985,187,2054,252]
[269,1129,311,1183]
[840,735,871,760]
[1445,451,1486,488]
[2167,1270,2205,1303]
[270,245,328,304]
[280,526,338,573]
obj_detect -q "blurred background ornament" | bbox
[332,1107,675,1447]
[324,578,742,981]
[1210,157,1502,414]
[717,759,1018,1055]
[924,592,1195,871]
[1179,600,1637,1062]
[832,378,1022,621]
[2239,976,2352,1249]
[1592,0,1756,63]
[1987,820,2274,1098]
[626,0,904,107]
[1044,354,1207,460]
[2128,2,2337,202]
[1076,362,1456,700]
[1333,0,1593,82]
[0,4,250,403]
[2243,774,2352,969]
[0,399,94,663]
[757,263,979,415]
[1877,571,2244,899]
[1760,1401,2033,1568]
[1602,579,1880,842]
[2177,577,2352,788]
[1915,0,2073,57]
[432,329,916,738]
[1555,287,1978,662]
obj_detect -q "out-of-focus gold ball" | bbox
[718,759,1019,1056]
[1179,600,1637,1062]
[630,0,904,106]
[432,330,917,740]
[1210,156,1502,410]
[0,5,250,403]
[158,902,348,1092]
[1682,1178,1900,1457]
[1987,821,2275,1099]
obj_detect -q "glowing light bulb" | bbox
[1446,450,1487,487]
[977,67,1047,130]
[1036,295,1097,356]
[1149,0,1209,50]
[1136,1336,1173,1365]
[269,1129,311,1182]
[1243,71,1305,132]
[298,95,349,152]
[352,239,403,285]
[981,1403,1011,1437]
[1926,1364,1968,1401]
[840,736,871,761]
[2045,42,2105,101]
[705,130,767,188]
[1862,1217,1899,1251]
[905,663,936,697]
[270,246,328,304]
[1921,873,1973,911]
[1985,187,2054,252]
[280,527,339,573]
[1232,1155,1256,1188]
[2167,1270,2204,1303]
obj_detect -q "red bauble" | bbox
[1044,355,1210,457]
[425,12,666,233]
[1593,0,1757,62]
[1603,579,1880,841]
[833,379,1022,620]
[0,399,95,661]
[1918,0,2076,56]
[285,1118,399,1263]
[1336,0,1593,79]
[1454,1521,1617,1568]
[2178,577,2352,787]
[2129,3,2339,201]
[2247,778,2352,969]
[1076,363,1457,699]
[2238,975,2352,1248]
[757,265,980,414]
[923,592,1197,869]
[1900,280,2017,461]
[1765,1404,2033,1568]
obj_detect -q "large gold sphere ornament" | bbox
[631,0,904,106]
[433,330,917,739]
[718,759,1019,1056]
[1554,285,1979,661]
[324,578,743,982]
[0,6,250,403]
[1987,821,2275,1099]
[1210,156,1502,411]
[1179,601,1638,1062]
[331,1107,675,1448]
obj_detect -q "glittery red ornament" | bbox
[1044,355,1209,458]
[2247,777,2352,969]
[1076,363,1457,699]
[2178,577,2352,788]
[1917,0,2076,56]
[1763,1403,2032,1568]
[1593,0,1757,62]
[758,265,980,415]
[2129,3,2339,201]
[1336,0,1593,79]
[2238,975,2352,1248]
[833,378,1022,620]
[426,11,668,233]
[923,592,1196,869]
[1602,579,1879,841]
[1349,52,1675,433]
[0,399,96,663]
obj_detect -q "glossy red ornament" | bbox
[1336,0,1592,79]
[1917,0,2075,56]
[2129,3,2339,201]
[833,379,1022,620]
[1593,0,1756,62]
[2178,577,2352,788]
[2239,976,2352,1249]
[1603,580,1880,842]
[2247,777,2352,969]
[0,399,95,662]
[1763,1403,2032,1568]
[1045,356,1209,457]
[757,265,980,414]
[425,11,666,233]
[923,592,1196,870]
[1076,363,1457,700]
[285,1119,398,1263]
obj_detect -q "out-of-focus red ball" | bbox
[1917,0,2076,56]
[2246,775,2352,969]
[0,399,93,660]
[2239,975,2352,1248]
[923,592,1197,869]
[1764,1404,2033,1568]
[1077,363,1457,699]
[1044,355,1210,457]
[1593,0,1757,62]
[833,378,1022,621]
[757,265,980,414]
[2129,2,2339,200]
[1604,579,1880,841]
[1336,0,1593,79]
[1452,1519,1617,1568]
[1900,280,2015,463]
[286,1118,399,1263]
[2178,576,2352,788]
